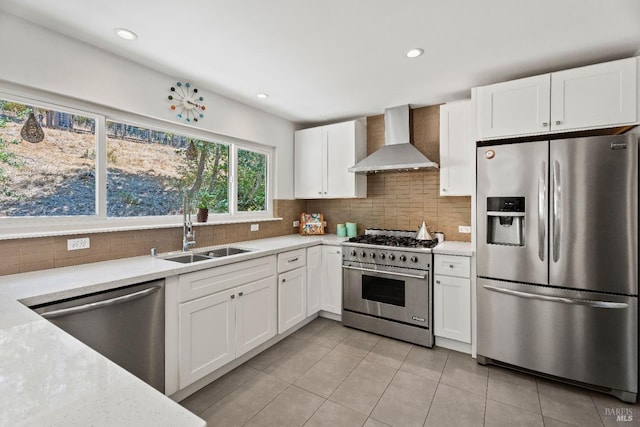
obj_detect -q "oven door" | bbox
[343,263,430,327]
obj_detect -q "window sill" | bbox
[0,216,283,241]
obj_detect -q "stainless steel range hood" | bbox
[348,105,438,174]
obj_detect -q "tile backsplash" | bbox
[0,199,305,275]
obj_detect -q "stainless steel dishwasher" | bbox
[32,280,165,392]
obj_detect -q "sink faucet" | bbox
[183,195,196,251]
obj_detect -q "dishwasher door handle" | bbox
[41,286,161,319]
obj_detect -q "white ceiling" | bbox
[1,1,639,126]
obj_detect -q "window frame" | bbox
[0,86,275,238]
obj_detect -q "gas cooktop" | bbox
[346,228,438,249]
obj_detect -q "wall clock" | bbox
[168,82,205,123]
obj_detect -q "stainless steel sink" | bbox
[165,253,213,263]
[203,247,252,257]
[164,246,252,263]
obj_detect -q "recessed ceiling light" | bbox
[114,28,138,41]
[257,93,269,99]
[406,48,424,58]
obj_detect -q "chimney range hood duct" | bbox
[348,105,438,174]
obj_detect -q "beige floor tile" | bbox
[537,379,603,427]
[180,364,260,415]
[247,335,307,371]
[244,385,324,427]
[590,391,640,427]
[294,349,361,397]
[424,382,485,427]
[485,399,544,427]
[370,370,437,427]
[308,322,354,349]
[364,336,412,369]
[399,345,449,382]
[329,359,397,415]
[543,417,581,427]
[335,329,381,359]
[439,350,488,396]
[293,317,336,340]
[200,372,288,427]
[263,342,331,383]
[363,418,391,427]
[304,400,368,427]
[487,369,541,414]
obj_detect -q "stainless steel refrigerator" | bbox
[476,134,638,403]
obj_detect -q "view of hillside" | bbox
[0,119,187,217]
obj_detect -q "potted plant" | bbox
[195,190,214,222]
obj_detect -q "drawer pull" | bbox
[230,294,235,299]
[238,292,243,297]
[288,257,299,263]
[449,264,454,268]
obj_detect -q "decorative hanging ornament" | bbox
[186,141,198,160]
[20,112,45,143]
[168,81,206,123]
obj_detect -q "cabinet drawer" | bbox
[179,255,276,302]
[434,254,470,278]
[277,249,306,273]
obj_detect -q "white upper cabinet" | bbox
[550,58,637,132]
[294,119,367,199]
[476,57,638,140]
[477,74,551,140]
[439,100,474,196]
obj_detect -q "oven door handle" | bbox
[343,265,427,280]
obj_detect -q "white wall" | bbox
[0,12,296,199]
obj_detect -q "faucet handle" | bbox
[150,247,158,256]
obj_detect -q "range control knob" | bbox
[399,255,407,262]
[350,250,357,256]
[410,256,419,263]
[360,251,366,257]
[369,252,376,259]
[379,253,386,260]
[388,254,396,261]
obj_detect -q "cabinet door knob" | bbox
[449,264,454,268]
[555,120,562,125]
[238,292,243,297]
[442,188,447,192]
[230,294,235,299]
[318,191,322,195]
[542,122,549,127]
[436,280,441,284]
[282,278,286,282]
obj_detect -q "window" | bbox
[0,92,273,232]
[0,100,96,217]
[237,148,267,212]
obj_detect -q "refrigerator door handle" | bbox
[482,285,629,309]
[552,160,561,262]
[538,161,546,261]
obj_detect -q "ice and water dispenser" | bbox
[486,197,525,246]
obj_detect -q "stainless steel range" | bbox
[342,229,437,347]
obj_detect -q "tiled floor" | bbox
[180,318,640,427]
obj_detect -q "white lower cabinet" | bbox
[278,267,306,334]
[433,254,471,344]
[306,246,322,316]
[321,245,342,315]
[177,256,277,389]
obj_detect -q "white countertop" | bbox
[432,241,474,256]
[0,233,469,426]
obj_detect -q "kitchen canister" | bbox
[336,223,346,237]
[345,222,357,237]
